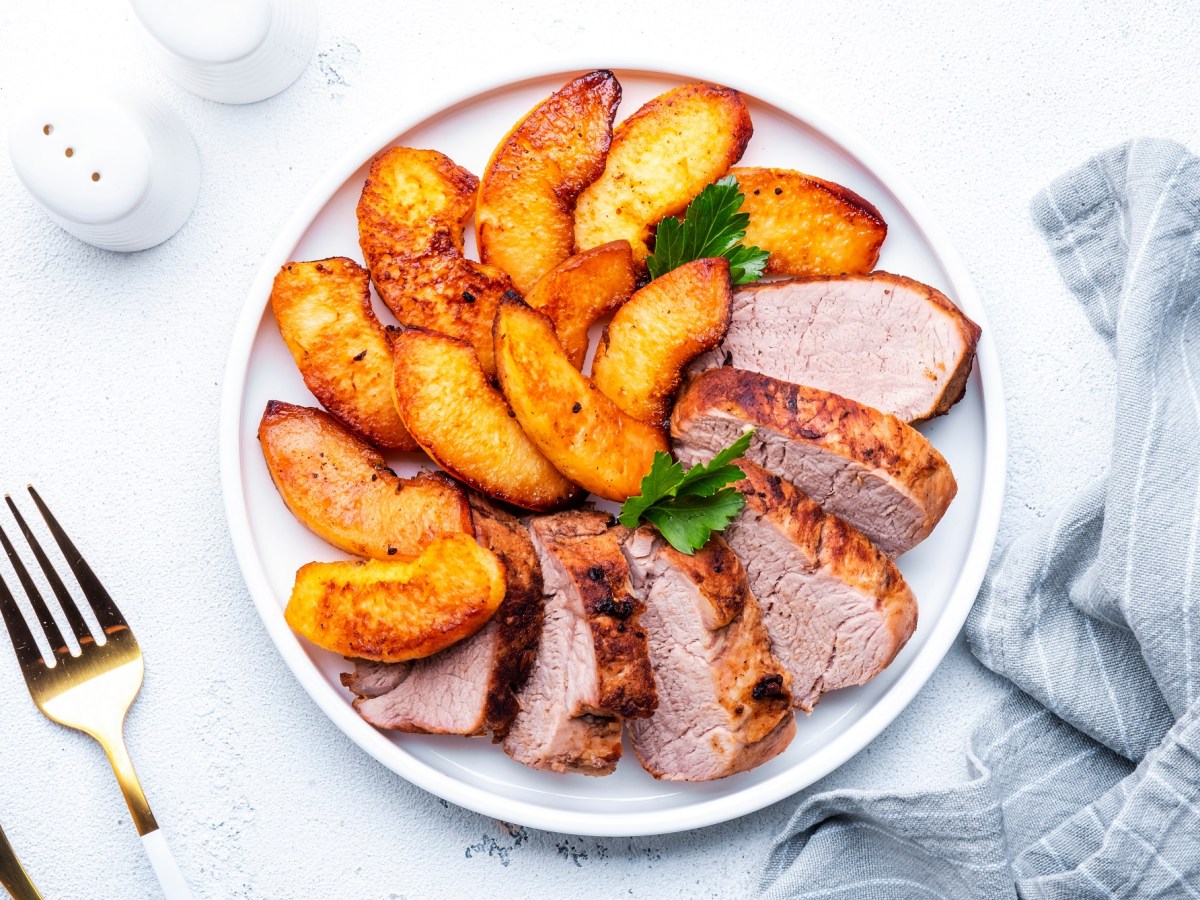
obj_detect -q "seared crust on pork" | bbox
[502,509,657,775]
[726,462,917,710]
[469,495,545,737]
[529,510,657,718]
[622,529,795,780]
[671,368,956,556]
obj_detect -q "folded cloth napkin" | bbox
[759,138,1200,900]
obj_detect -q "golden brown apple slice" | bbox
[574,84,753,266]
[391,326,583,511]
[524,241,636,369]
[730,167,887,276]
[477,70,622,294]
[286,534,506,662]
[357,146,514,375]
[269,257,418,452]
[592,258,733,425]
[494,297,668,502]
[258,401,471,560]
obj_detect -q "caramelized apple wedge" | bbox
[357,147,514,375]
[269,257,417,452]
[477,70,622,294]
[592,258,733,425]
[731,167,887,276]
[286,535,506,662]
[574,84,753,265]
[524,241,636,369]
[391,326,583,511]
[494,296,668,502]
[258,401,471,560]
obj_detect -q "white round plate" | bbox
[220,67,1005,837]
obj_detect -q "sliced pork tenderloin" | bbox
[688,274,981,422]
[342,495,543,739]
[502,509,657,775]
[724,461,917,711]
[671,367,956,556]
[620,528,795,781]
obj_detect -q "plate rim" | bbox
[219,62,1007,837]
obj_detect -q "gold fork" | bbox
[0,822,41,899]
[0,487,191,898]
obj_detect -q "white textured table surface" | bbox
[1,2,1197,897]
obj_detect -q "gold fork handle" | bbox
[0,825,42,900]
[97,729,193,898]
[99,727,158,836]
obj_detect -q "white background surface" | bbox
[0,1,1195,897]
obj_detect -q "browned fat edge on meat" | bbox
[728,461,917,711]
[532,510,657,719]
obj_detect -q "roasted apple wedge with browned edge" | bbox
[269,257,418,452]
[730,167,887,276]
[524,241,636,369]
[494,296,668,502]
[390,325,583,511]
[258,401,472,560]
[477,70,622,294]
[592,257,733,425]
[286,534,506,662]
[357,146,514,375]
[574,83,753,266]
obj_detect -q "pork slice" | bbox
[342,495,543,739]
[725,462,917,711]
[502,509,657,775]
[621,529,795,781]
[689,274,981,422]
[671,367,956,556]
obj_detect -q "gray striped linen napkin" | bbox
[759,138,1200,899]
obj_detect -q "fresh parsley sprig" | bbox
[646,176,769,286]
[618,430,755,554]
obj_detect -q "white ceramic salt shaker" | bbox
[130,0,318,104]
[7,87,201,252]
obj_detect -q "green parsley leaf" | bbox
[617,451,683,528]
[641,490,746,555]
[725,242,770,286]
[645,176,769,286]
[618,429,756,554]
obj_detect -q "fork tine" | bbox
[5,496,93,645]
[26,486,127,636]
[0,570,44,671]
[0,514,68,657]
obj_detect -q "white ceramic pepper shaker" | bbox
[130,0,318,104]
[7,87,201,252]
